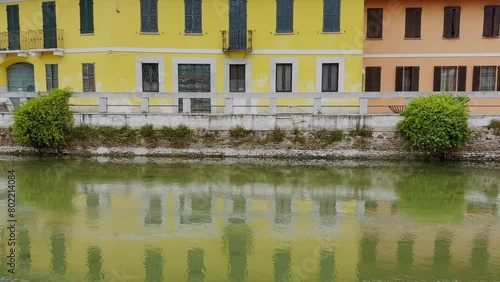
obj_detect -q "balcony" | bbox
[0,29,64,59]
[222,29,253,53]
[0,31,29,58]
[27,29,64,57]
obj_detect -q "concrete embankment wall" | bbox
[0,113,498,131]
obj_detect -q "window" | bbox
[276,0,293,33]
[185,0,202,33]
[79,0,94,34]
[366,8,383,38]
[140,0,158,33]
[443,6,460,38]
[323,0,340,32]
[178,64,211,113]
[82,63,96,92]
[405,8,422,39]
[473,66,499,91]
[6,5,20,50]
[45,64,58,91]
[321,63,339,92]
[229,65,245,92]
[365,67,381,92]
[276,63,292,92]
[145,195,162,226]
[142,63,159,92]
[483,6,500,38]
[395,66,419,92]
[433,66,467,92]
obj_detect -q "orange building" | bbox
[364,0,500,113]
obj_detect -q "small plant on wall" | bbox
[397,94,470,160]
[11,88,74,154]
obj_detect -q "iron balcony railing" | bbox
[0,29,64,51]
[27,29,64,49]
[0,31,29,51]
[222,29,253,53]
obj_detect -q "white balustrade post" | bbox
[269,98,277,115]
[182,98,191,114]
[141,97,149,113]
[359,98,368,114]
[314,98,322,114]
[225,98,234,114]
[99,97,108,113]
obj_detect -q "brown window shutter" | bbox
[411,66,420,91]
[472,66,481,91]
[433,66,442,91]
[457,66,467,91]
[405,9,415,38]
[494,6,500,36]
[453,7,461,38]
[443,7,453,38]
[413,8,422,38]
[367,8,383,39]
[365,67,381,92]
[373,67,381,92]
[483,6,494,37]
[497,66,500,91]
[395,66,403,91]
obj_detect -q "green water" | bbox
[0,158,499,282]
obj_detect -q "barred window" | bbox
[142,63,159,92]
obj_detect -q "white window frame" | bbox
[270,58,298,93]
[172,58,217,113]
[224,58,253,114]
[135,57,165,92]
[316,58,345,92]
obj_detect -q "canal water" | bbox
[0,158,499,282]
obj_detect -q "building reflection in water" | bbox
[1,162,500,281]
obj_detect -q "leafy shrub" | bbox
[487,119,500,136]
[11,88,74,152]
[349,127,373,138]
[139,124,156,140]
[160,124,192,145]
[229,125,251,138]
[291,128,305,144]
[70,125,98,140]
[266,127,286,143]
[397,94,470,156]
[313,129,344,144]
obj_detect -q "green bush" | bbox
[229,125,251,138]
[291,128,305,144]
[139,124,156,140]
[11,88,74,152]
[487,119,500,136]
[397,94,470,156]
[160,124,192,145]
[313,129,344,144]
[266,127,286,143]
[349,127,373,138]
[70,125,98,140]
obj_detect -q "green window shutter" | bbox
[6,5,20,31]
[46,64,58,91]
[276,0,285,33]
[331,0,340,32]
[284,0,293,33]
[193,0,202,33]
[80,0,94,34]
[149,0,158,32]
[140,0,150,32]
[323,0,332,32]
[185,0,193,33]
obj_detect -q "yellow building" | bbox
[0,0,364,114]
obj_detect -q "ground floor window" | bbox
[276,63,292,92]
[142,63,159,92]
[82,63,96,92]
[229,64,245,92]
[45,64,58,91]
[178,64,211,113]
[395,66,419,92]
[473,66,498,91]
[321,63,339,92]
[433,66,467,92]
[364,67,381,92]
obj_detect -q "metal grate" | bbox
[142,63,159,92]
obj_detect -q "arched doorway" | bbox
[7,63,35,105]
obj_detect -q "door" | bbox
[229,0,247,50]
[6,5,20,50]
[7,63,35,105]
[42,2,57,49]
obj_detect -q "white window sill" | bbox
[321,31,342,34]
[184,33,204,36]
[80,33,95,36]
[139,32,160,35]
[275,32,295,35]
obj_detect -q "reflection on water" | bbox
[0,159,499,281]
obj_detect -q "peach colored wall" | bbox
[363,0,500,114]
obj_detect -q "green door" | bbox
[42,2,57,49]
[7,63,35,105]
[6,5,20,50]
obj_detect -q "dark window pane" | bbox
[276,63,292,92]
[321,63,339,92]
[142,63,159,92]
